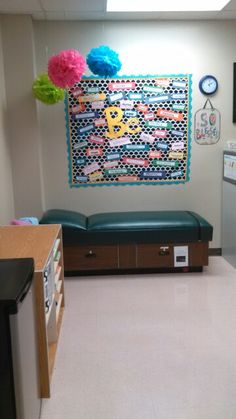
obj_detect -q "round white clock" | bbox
[199,75,218,95]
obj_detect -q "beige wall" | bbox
[33,20,236,248]
[0,18,14,224]
[2,18,236,246]
[1,15,44,219]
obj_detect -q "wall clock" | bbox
[199,75,218,95]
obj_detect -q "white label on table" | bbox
[174,246,189,267]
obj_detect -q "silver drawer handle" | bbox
[85,250,96,258]
[159,246,170,256]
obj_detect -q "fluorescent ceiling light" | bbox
[106,0,230,12]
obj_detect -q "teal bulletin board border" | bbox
[65,74,192,188]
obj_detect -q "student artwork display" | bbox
[194,99,220,145]
[65,74,192,187]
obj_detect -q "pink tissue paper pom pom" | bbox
[48,49,86,89]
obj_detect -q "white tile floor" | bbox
[41,257,236,419]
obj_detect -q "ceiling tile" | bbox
[32,11,46,20]
[41,11,67,20]
[40,0,106,12]
[1,0,236,20]
[222,0,236,10]
[0,0,41,12]
[105,10,219,20]
[64,11,106,20]
[216,10,236,17]
[160,11,219,19]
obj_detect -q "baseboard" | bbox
[209,248,222,256]
[64,266,203,277]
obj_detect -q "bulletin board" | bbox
[65,74,192,187]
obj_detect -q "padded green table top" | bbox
[40,209,213,245]
[88,211,207,231]
[40,209,87,230]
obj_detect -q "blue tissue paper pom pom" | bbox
[86,45,122,77]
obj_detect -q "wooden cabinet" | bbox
[0,225,65,398]
[64,244,118,271]
[136,244,173,268]
[63,241,209,273]
[136,242,208,269]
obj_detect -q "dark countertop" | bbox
[0,258,34,313]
